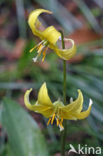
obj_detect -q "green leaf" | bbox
[1,98,49,156]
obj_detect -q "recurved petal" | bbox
[74,99,93,119]
[24,88,53,116]
[28,9,61,45]
[28,9,52,36]
[24,88,37,111]
[50,38,76,60]
[62,89,83,114]
[38,82,53,106]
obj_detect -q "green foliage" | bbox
[1,98,49,156]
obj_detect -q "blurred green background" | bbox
[0,0,103,156]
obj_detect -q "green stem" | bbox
[59,31,67,156]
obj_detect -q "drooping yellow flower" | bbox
[28,9,76,62]
[24,82,93,131]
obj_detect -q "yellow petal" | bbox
[40,109,54,118]
[24,88,54,117]
[58,107,77,120]
[50,38,76,60]
[36,19,42,28]
[59,98,92,120]
[28,9,60,45]
[42,26,61,44]
[24,88,37,111]
[24,88,47,111]
[62,89,83,114]
[28,9,51,35]
[38,82,53,106]
[74,99,93,119]
[58,89,83,120]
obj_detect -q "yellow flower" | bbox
[24,82,93,131]
[28,9,76,62]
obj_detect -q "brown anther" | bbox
[42,47,48,62]
[61,117,63,123]
[51,113,55,125]
[59,121,64,129]
[56,118,59,126]
[47,118,51,126]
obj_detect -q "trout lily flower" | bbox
[24,83,93,131]
[28,9,76,62]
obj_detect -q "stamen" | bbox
[37,44,44,54]
[59,122,63,128]
[58,117,64,131]
[29,40,44,53]
[42,47,48,62]
[61,117,63,123]
[32,44,45,62]
[47,118,51,126]
[51,113,55,125]
[56,118,59,126]
[59,121,64,131]
[30,46,36,53]
[30,40,49,62]
[59,125,64,131]
[32,56,38,62]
